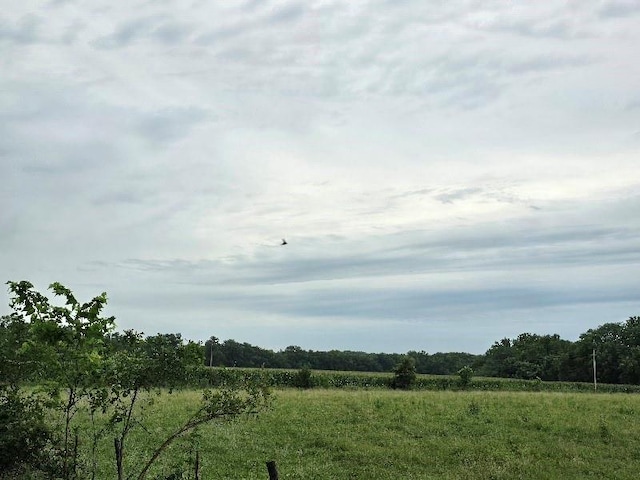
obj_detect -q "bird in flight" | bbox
[281,239,287,245]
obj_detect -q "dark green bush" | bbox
[0,387,58,478]
[294,367,313,389]
[392,357,417,390]
[457,366,474,389]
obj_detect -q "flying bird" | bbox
[281,239,287,245]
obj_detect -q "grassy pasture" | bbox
[81,388,640,479]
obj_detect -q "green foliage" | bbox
[574,317,640,384]
[0,314,34,386]
[2,280,269,480]
[201,366,640,393]
[203,316,640,387]
[294,366,313,389]
[480,333,572,380]
[392,356,417,390]
[200,339,483,375]
[5,280,116,479]
[477,318,640,385]
[457,365,474,389]
[0,386,58,478]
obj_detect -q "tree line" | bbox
[4,278,638,386]
[480,317,640,384]
[203,316,640,384]
[203,338,478,375]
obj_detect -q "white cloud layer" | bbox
[1,0,639,353]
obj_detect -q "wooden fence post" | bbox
[266,460,279,480]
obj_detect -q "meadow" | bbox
[85,388,640,479]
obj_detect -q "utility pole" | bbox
[592,348,597,392]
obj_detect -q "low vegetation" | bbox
[62,389,640,479]
[204,366,640,394]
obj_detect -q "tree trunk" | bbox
[114,438,123,480]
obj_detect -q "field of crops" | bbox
[85,388,640,479]
[205,366,640,393]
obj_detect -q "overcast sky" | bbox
[2,0,639,354]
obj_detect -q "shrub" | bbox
[294,366,313,389]
[457,366,474,389]
[0,386,58,478]
[392,357,416,390]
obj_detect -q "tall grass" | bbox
[81,389,640,479]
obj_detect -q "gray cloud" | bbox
[134,107,210,145]
[0,14,42,44]
[598,0,640,18]
[99,194,640,292]
[269,3,306,23]
[106,276,637,323]
[476,16,592,39]
[93,15,169,49]
[150,21,193,45]
[194,23,249,45]
[2,0,640,353]
[271,284,639,321]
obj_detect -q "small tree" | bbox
[457,365,474,389]
[392,356,416,390]
[294,366,313,389]
[3,280,271,479]
[6,280,115,479]
[0,385,59,478]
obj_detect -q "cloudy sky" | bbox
[2,0,639,354]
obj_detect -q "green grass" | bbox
[80,389,640,479]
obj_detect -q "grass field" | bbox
[84,388,640,479]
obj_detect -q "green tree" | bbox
[576,322,625,384]
[572,317,640,385]
[294,366,313,389]
[3,281,271,479]
[6,280,115,479]
[392,356,416,390]
[205,335,220,366]
[480,334,572,381]
[457,365,474,389]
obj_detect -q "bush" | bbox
[392,357,417,390]
[457,366,474,389]
[0,387,58,478]
[294,366,313,389]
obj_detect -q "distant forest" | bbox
[201,316,640,384]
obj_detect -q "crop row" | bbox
[194,367,640,393]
